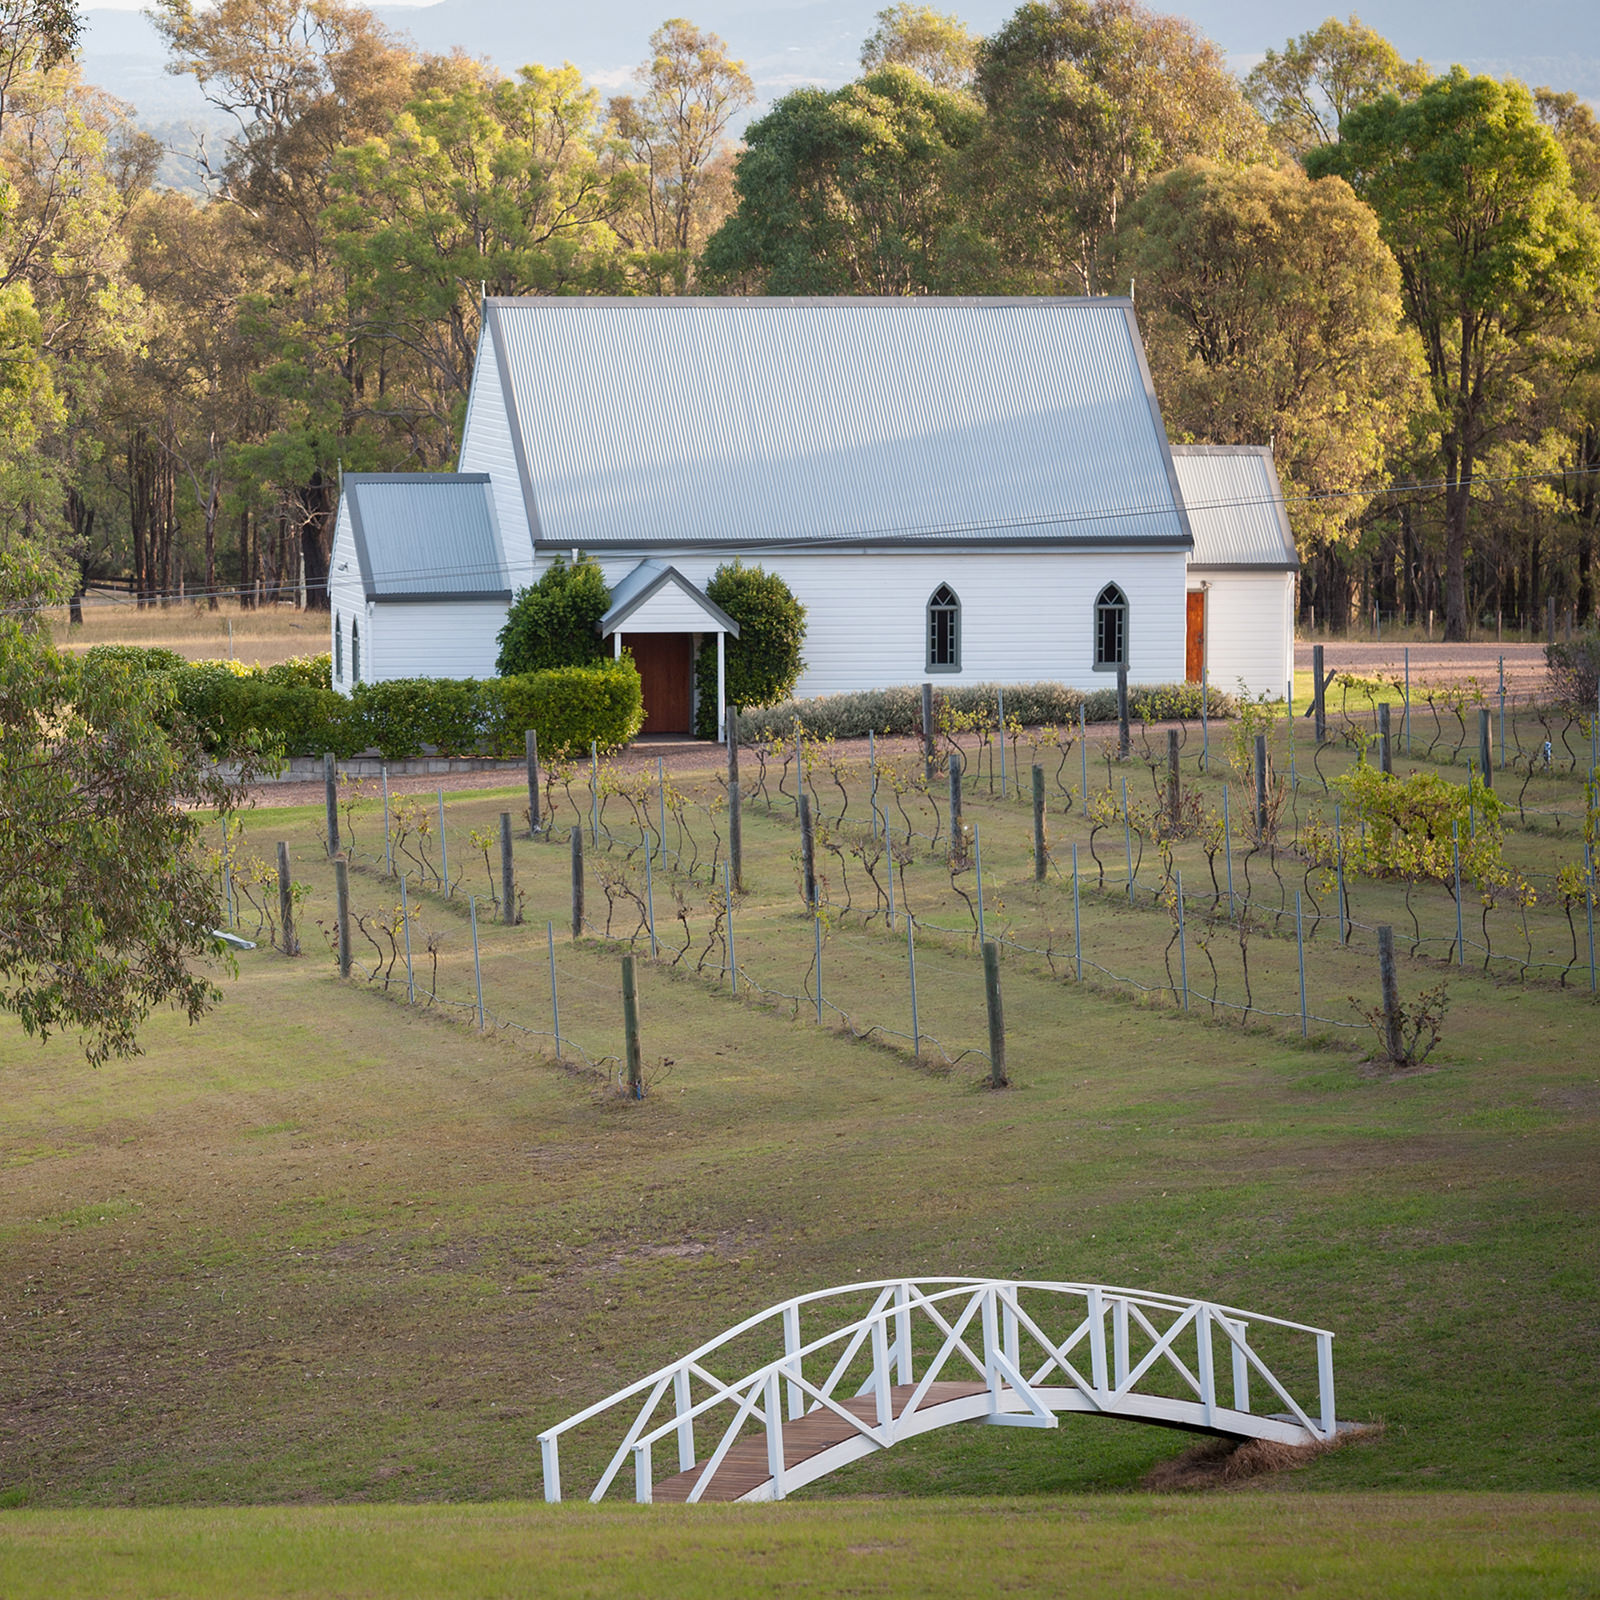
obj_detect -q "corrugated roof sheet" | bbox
[484,298,1192,550]
[344,473,511,599]
[1170,447,1299,569]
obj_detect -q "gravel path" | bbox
[1294,640,1551,691]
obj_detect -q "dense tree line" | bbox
[2,0,1599,640]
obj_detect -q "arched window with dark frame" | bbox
[335,615,344,682]
[927,584,961,673]
[1094,584,1127,670]
[351,619,361,684]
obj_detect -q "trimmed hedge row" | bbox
[82,648,643,762]
[733,680,1234,742]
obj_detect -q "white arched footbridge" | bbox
[539,1277,1339,1504]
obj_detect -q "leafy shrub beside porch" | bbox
[733,681,1234,741]
[496,555,610,675]
[693,562,807,738]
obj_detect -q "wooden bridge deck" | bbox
[652,1381,989,1503]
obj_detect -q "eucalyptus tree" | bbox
[860,3,980,90]
[699,65,983,294]
[1310,71,1600,640]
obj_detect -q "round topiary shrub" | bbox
[496,555,610,676]
[694,562,806,736]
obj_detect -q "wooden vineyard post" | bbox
[276,841,298,956]
[1031,764,1046,882]
[922,682,935,785]
[982,941,1007,1088]
[323,752,340,859]
[1167,728,1181,829]
[1254,734,1269,840]
[727,694,743,893]
[381,766,393,876]
[799,793,817,907]
[334,859,351,978]
[1116,664,1130,759]
[499,811,516,925]
[1478,708,1493,790]
[948,752,963,858]
[1378,703,1392,775]
[1312,643,1327,744]
[570,825,584,940]
[1377,924,1404,1065]
[621,954,643,1099]
[526,729,541,836]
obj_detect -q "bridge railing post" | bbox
[1086,1286,1109,1393]
[1113,1297,1129,1390]
[871,1315,893,1433]
[894,1282,913,1385]
[1228,1319,1251,1414]
[674,1366,695,1471]
[1317,1331,1337,1440]
[764,1371,786,1499]
[782,1302,804,1421]
[981,1287,1002,1412]
[633,1438,654,1504]
[540,1432,561,1503]
[1002,1283,1020,1372]
[1195,1307,1216,1429]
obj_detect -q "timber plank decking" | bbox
[652,1382,989,1503]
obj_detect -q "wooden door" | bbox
[628,633,694,734]
[1185,591,1205,683]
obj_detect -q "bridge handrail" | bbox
[538,1276,1330,1443]
[538,1277,1338,1504]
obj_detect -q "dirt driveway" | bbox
[1294,640,1551,692]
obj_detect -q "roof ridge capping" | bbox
[483,295,1135,309]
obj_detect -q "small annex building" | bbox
[331,298,1298,733]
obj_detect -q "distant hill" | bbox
[78,0,1598,144]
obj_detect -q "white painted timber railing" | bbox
[538,1277,1338,1504]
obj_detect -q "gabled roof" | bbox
[480,297,1194,553]
[599,560,741,636]
[1171,447,1299,571]
[342,473,511,601]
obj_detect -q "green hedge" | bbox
[96,651,642,762]
[734,680,1234,741]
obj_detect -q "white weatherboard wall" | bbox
[365,600,509,684]
[329,501,365,691]
[1192,572,1295,700]
[588,550,1188,695]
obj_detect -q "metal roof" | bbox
[482,297,1193,552]
[1170,447,1299,571]
[343,473,512,601]
[599,560,741,636]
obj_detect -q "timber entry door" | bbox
[1185,591,1205,683]
[629,633,694,734]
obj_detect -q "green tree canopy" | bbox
[0,549,248,1064]
[1109,157,1425,551]
[693,561,806,737]
[969,0,1262,294]
[700,65,982,294]
[496,555,610,676]
[1244,15,1429,158]
[1309,71,1600,640]
[860,3,979,90]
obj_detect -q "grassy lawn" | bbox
[47,599,321,667]
[2,727,1597,1592]
[1,1496,1596,1599]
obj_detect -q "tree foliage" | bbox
[495,555,610,677]
[1109,158,1425,550]
[0,551,247,1063]
[860,3,979,90]
[1244,15,1429,158]
[700,66,982,294]
[1310,71,1600,640]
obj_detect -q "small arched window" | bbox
[334,615,344,682]
[927,584,960,673]
[351,619,361,685]
[1094,584,1127,670]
